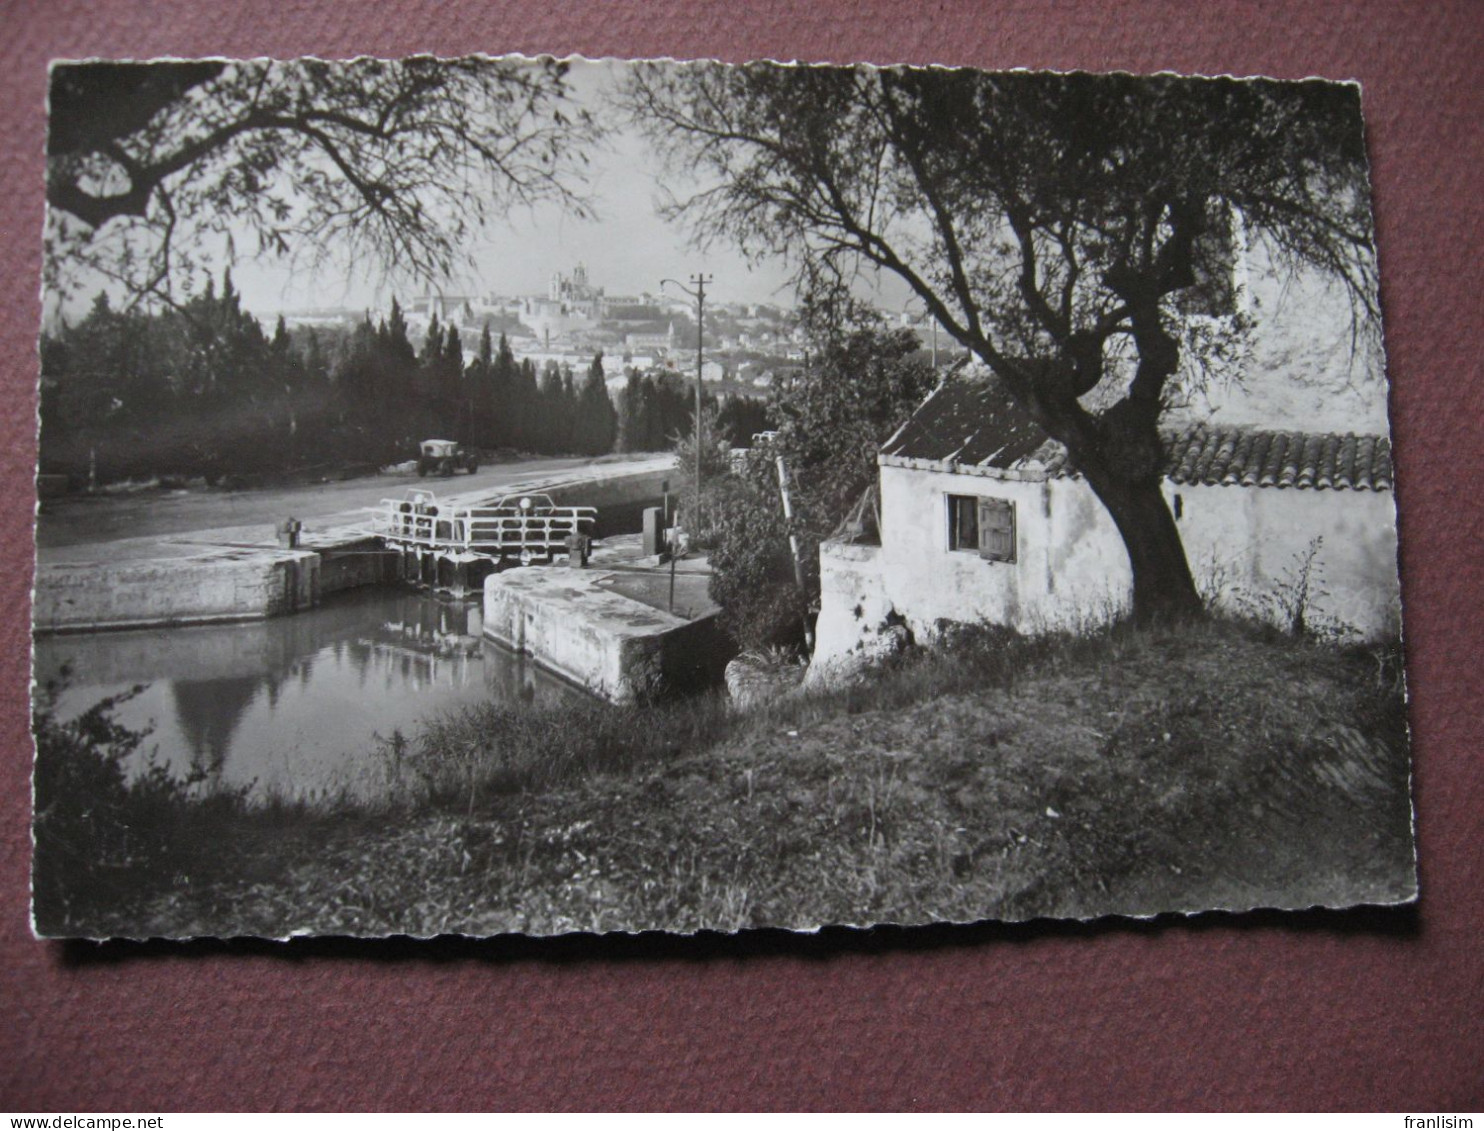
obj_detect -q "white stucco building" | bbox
[810,230,1400,671]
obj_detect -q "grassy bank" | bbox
[33,618,1415,938]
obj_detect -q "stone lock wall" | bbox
[34,549,321,633]
[481,566,729,703]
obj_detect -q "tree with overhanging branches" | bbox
[46,56,595,308]
[625,64,1380,623]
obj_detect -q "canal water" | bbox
[33,588,594,803]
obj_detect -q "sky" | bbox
[43,57,1388,434]
[226,57,904,318]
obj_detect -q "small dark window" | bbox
[948,494,1015,562]
[948,495,979,551]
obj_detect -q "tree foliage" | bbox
[615,369,702,454]
[40,271,332,483]
[573,352,620,456]
[31,677,241,935]
[703,310,935,650]
[39,285,625,485]
[47,57,595,305]
[714,395,771,449]
[627,64,1380,622]
[771,294,937,521]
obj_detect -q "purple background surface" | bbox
[3,1,1481,1111]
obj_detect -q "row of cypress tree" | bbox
[39,278,626,484]
[40,272,774,487]
[336,299,619,459]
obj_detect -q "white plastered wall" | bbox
[812,461,1400,666]
[1175,227,1390,437]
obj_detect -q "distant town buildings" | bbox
[518,263,609,346]
[277,264,950,399]
[413,292,481,324]
[548,263,604,313]
[624,325,676,353]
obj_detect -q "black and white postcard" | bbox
[32,57,1414,939]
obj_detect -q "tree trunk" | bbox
[1080,464,1203,625]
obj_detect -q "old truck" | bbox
[416,439,479,478]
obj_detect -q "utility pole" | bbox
[775,453,815,651]
[661,273,713,534]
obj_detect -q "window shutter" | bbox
[977,498,1015,562]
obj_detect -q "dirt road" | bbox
[36,454,672,556]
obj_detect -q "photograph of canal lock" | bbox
[31,56,1415,939]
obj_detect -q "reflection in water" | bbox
[34,588,591,802]
[172,676,259,783]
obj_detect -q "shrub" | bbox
[31,676,241,934]
[704,461,814,650]
[696,309,936,651]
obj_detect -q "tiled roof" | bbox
[880,373,1048,467]
[882,376,1392,491]
[1161,424,1392,490]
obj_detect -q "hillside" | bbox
[42,619,1414,940]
